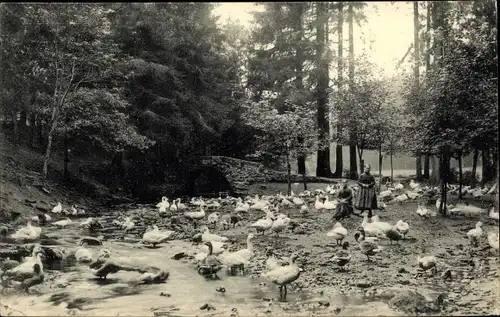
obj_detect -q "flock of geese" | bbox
[0,179,498,300]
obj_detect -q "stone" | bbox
[172,252,187,260]
[318,300,330,307]
[353,280,372,288]
[398,279,410,285]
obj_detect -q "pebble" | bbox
[199,303,215,311]
[353,280,372,288]
[317,300,329,307]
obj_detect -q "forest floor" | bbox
[1,133,499,316]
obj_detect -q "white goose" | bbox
[249,210,274,235]
[75,243,93,263]
[235,201,250,213]
[122,217,135,231]
[327,222,348,245]
[489,207,499,221]
[2,245,43,281]
[262,252,302,299]
[201,226,228,243]
[314,195,325,211]
[271,214,290,236]
[176,198,187,211]
[31,213,51,223]
[142,225,175,247]
[466,221,483,246]
[156,196,170,213]
[487,232,499,251]
[11,222,42,242]
[292,195,305,206]
[184,206,206,221]
[199,241,227,255]
[323,196,338,210]
[53,218,72,228]
[169,200,178,212]
[230,233,255,262]
[52,202,62,214]
[395,220,410,238]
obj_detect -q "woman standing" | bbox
[354,165,377,218]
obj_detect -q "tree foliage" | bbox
[402,0,497,158]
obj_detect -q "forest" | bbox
[0,3,499,316]
[0,2,497,199]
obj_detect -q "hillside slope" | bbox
[0,133,129,224]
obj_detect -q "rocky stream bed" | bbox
[0,190,499,316]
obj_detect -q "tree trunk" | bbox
[38,119,44,148]
[482,149,493,185]
[491,150,498,186]
[111,151,124,187]
[347,3,358,180]
[315,2,332,177]
[357,146,364,174]
[43,126,56,180]
[439,151,450,216]
[423,4,431,180]
[390,151,394,183]
[294,2,307,188]
[43,103,60,179]
[471,149,478,187]
[413,2,422,180]
[458,153,463,199]
[378,145,383,194]
[29,113,36,148]
[64,127,69,181]
[423,154,430,178]
[430,155,440,184]
[333,1,344,178]
[286,152,292,196]
[302,171,307,191]
[416,154,422,179]
[11,110,19,147]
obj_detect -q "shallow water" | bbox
[0,214,401,316]
[5,196,497,317]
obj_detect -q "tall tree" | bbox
[293,3,308,186]
[413,1,423,180]
[347,3,358,179]
[422,1,431,179]
[333,1,344,178]
[315,2,332,177]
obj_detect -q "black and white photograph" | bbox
[0,1,498,316]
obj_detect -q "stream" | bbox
[2,197,498,317]
[0,207,403,317]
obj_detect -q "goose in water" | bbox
[10,222,42,243]
[142,225,175,247]
[75,242,93,263]
[262,252,302,299]
[2,245,43,284]
[52,202,62,214]
[197,241,223,278]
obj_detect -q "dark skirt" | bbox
[333,201,353,219]
[354,187,377,210]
